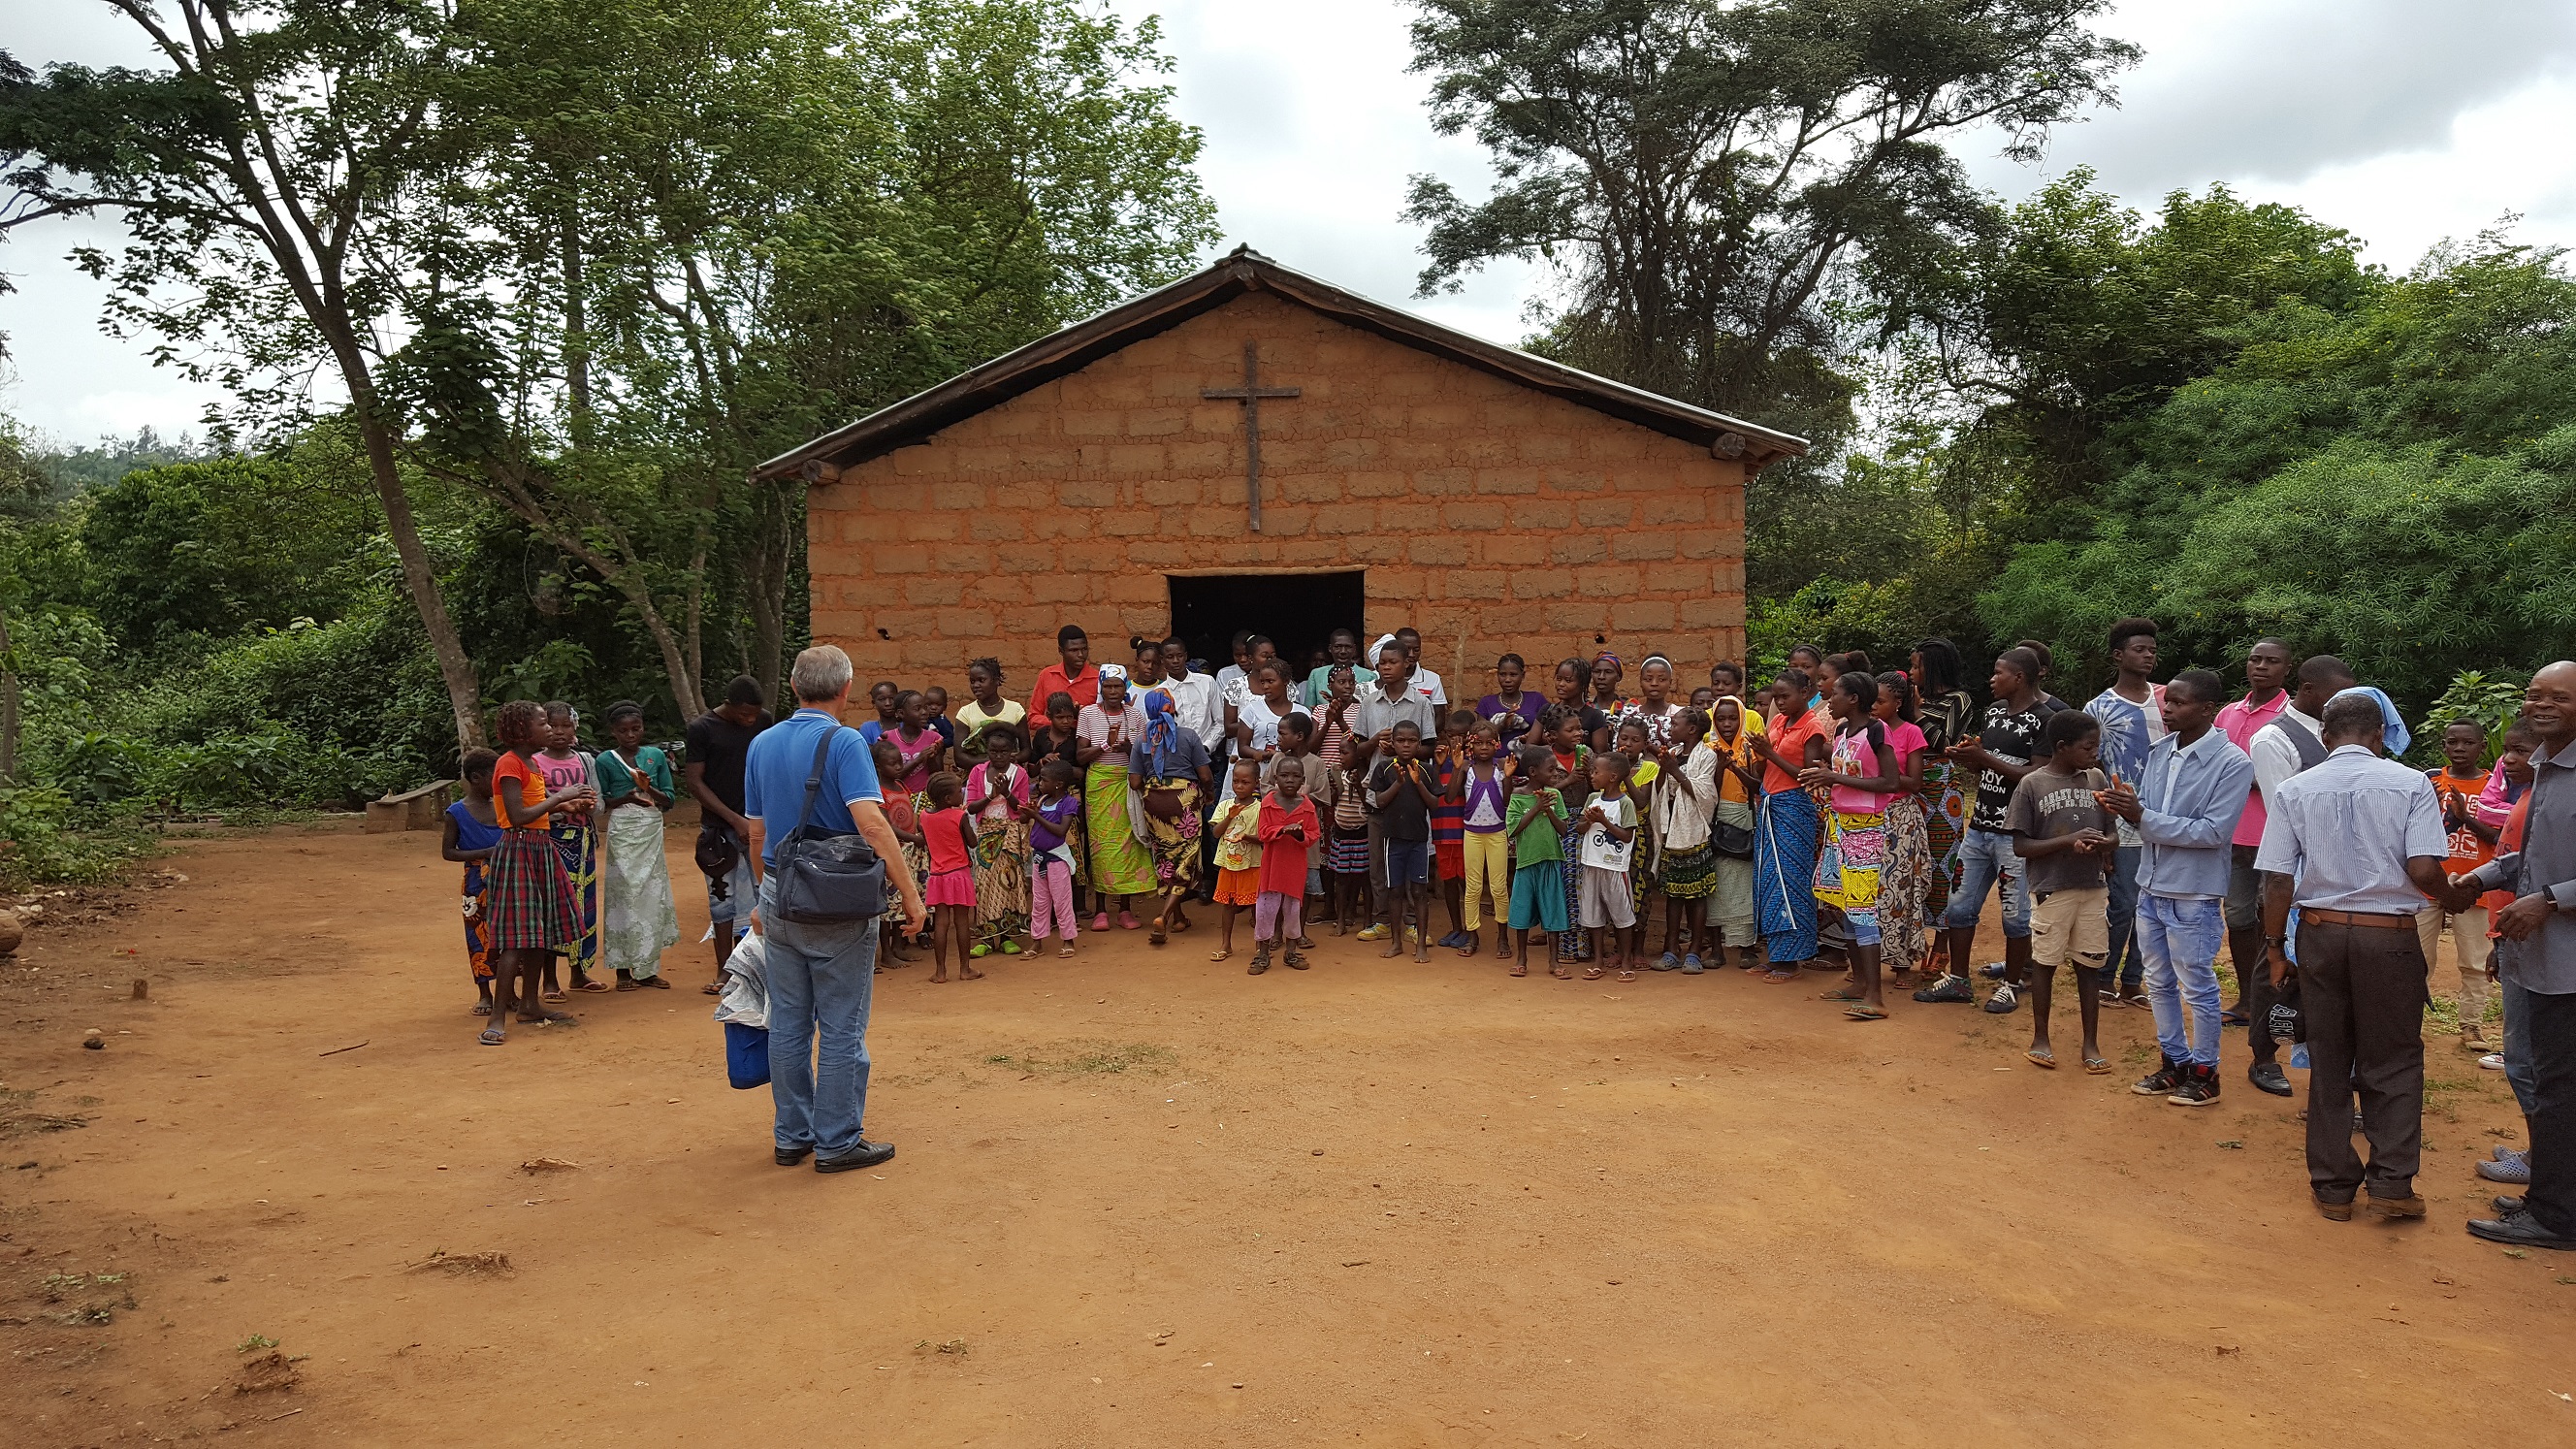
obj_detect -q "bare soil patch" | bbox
[0,825,2564,1445]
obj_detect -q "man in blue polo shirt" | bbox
[744,644,925,1175]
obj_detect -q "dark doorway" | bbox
[1167,571,1366,681]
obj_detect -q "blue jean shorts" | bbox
[1943,826,2030,938]
[1384,837,1431,886]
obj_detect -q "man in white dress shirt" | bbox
[2258,692,2470,1222]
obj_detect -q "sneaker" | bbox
[1357,924,1389,942]
[2133,1056,2184,1097]
[2479,1052,2507,1071]
[1915,975,1975,1005]
[2476,1155,2532,1185]
[1982,982,2019,1014]
[2167,1065,2222,1107]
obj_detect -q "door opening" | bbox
[1166,571,1366,683]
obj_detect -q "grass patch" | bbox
[981,1041,1176,1076]
[0,1088,91,1142]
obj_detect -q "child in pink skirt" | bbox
[918,772,981,982]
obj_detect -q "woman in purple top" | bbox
[1476,653,1539,750]
[1026,758,1085,956]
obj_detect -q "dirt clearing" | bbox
[1,825,2564,1445]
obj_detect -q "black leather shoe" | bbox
[775,1144,813,1167]
[2494,1195,2526,1215]
[2248,1062,2292,1097]
[2465,1214,2576,1250]
[816,1140,897,1173]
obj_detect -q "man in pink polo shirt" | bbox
[2213,638,2292,1033]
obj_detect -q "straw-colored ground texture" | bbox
[2,824,2563,1446]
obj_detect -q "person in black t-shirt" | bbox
[1369,721,1439,962]
[1916,648,2052,1013]
[685,674,773,988]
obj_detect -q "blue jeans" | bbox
[2503,975,2537,1117]
[2105,845,2143,989]
[2139,894,2226,1067]
[1943,827,2030,939]
[757,877,881,1157]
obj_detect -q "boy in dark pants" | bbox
[1370,721,1438,962]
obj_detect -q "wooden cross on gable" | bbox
[1201,340,1301,532]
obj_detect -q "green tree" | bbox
[80,456,370,647]
[0,0,489,745]
[1401,0,2136,444]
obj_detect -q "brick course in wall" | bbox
[808,289,1751,692]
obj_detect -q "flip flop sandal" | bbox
[1550,966,1574,980]
[1761,969,1801,984]
[1509,964,1530,977]
[471,1002,494,1016]
[479,1027,508,1046]
[701,981,723,995]
[2084,1055,2112,1076]
[1843,1004,1888,1021]
[1615,969,1638,982]
[2026,1048,2058,1070]
[535,1011,578,1026]
[1819,987,1865,1002]
[542,989,569,1002]
[572,981,611,993]
[1209,950,1232,963]
[1057,946,1079,958]
[1582,966,1608,981]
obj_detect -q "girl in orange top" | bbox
[481,699,596,1046]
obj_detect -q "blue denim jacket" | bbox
[2135,727,2255,901]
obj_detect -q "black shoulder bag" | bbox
[771,727,888,924]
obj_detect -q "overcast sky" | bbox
[8,0,2576,446]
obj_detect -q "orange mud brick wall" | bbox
[807,290,1747,692]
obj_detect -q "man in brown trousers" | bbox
[2257,692,2470,1221]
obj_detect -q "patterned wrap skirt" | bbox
[1755,789,1822,961]
[1141,777,1206,891]
[1816,808,1888,940]
[973,815,1032,944]
[1919,759,1969,922]
[1660,841,1717,900]
[486,828,582,951]
[547,814,600,972]
[1879,794,1934,970]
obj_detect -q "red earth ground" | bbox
[1,822,2566,1446]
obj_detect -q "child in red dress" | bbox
[1254,757,1322,974]
[918,772,981,982]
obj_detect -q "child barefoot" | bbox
[2009,710,2116,1071]
[1208,758,1266,963]
[1027,759,1083,957]
[1576,753,1640,981]
[1254,757,1321,973]
[441,748,503,1016]
[875,738,925,964]
[1369,721,1438,962]
[482,701,594,1045]
[918,772,982,982]
[1504,748,1570,978]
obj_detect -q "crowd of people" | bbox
[435,623,2576,1251]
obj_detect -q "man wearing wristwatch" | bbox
[2256,692,2466,1224]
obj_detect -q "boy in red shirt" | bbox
[2422,719,2500,1050]
[1253,757,1322,975]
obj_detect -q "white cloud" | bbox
[9,0,2576,441]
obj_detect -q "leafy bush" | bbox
[2420,669,2529,761]
[0,786,147,887]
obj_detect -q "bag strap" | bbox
[783,726,840,850]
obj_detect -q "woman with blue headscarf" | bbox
[1131,689,1215,945]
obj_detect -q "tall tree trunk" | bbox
[0,607,19,784]
[745,479,795,707]
[350,378,486,750]
[561,195,593,441]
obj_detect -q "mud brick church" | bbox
[759,246,1806,691]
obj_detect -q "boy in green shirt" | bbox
[1505,747,1571,979]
